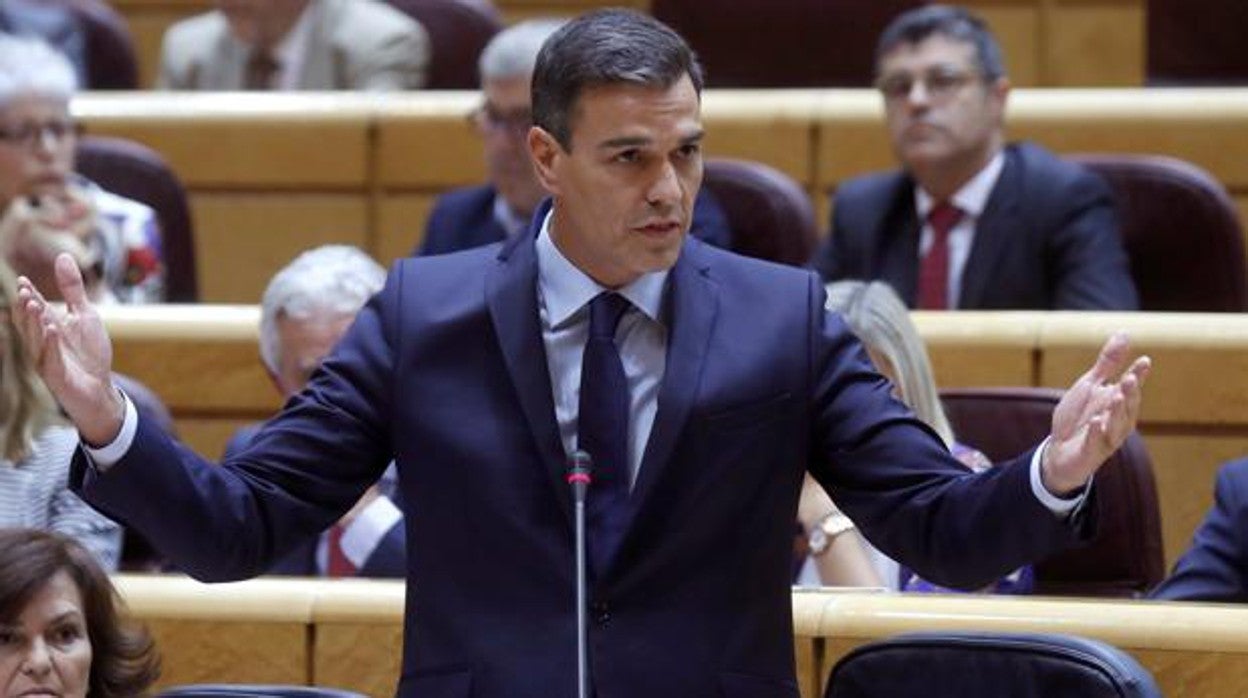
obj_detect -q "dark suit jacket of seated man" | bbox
[812,141,1140,310]
[1151,457,1248,602]
[29,10,1147,698]
[417,187,731,256]
[224,425,405,579]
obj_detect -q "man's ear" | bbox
[528,126,564,196]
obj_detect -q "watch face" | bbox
[808,526,828,555]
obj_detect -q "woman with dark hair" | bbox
[0,528,159,698]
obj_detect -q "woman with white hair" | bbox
[0,34,163,304]
[820,280,1032,594]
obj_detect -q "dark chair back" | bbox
[702,158,818,266]
[1068,153,1248,312]
[1148,0,1248,85]
[157,685,368,698]
[651,0,919,87]
[384,0,503,89]
[941,387,1164,597]
[75,135,198,302]
[826,631,1162,698]
[68,0,139,89]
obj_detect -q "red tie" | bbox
[326,524,357,577]
[917,202,964,309]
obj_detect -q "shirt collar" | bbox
[915,150,1006,220]
[270,3,315,81]
[535,209,669,329]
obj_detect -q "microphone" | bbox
[566,450,593,698]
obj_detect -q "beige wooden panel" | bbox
[1048,5,1144,86]
[75,94,373,188]
[702,91,821,186]
[377,194,440,265]
[192,193,370,303]
[375,94,484,188]
[314,623,404,697]
[969,4,1041,86]
[1036,312,1248,425]
[1144,433,1248,570]
[111,1,212,88]
[146,619,308,689]
[914,311,1040,387]
[814,91,890,194]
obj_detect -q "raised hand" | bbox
[1041,332,1152,495]
[12,252,123,446]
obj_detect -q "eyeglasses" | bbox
[0,119,82,149]
[468,104,532,138]
[875,68,981,103]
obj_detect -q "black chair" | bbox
[75,135,198,302]
[1068,153,1248,312]
[941,387,1165,597]
[702,158,819,266]
[826,631,1162,698]
[69,0,140,90]
[385,0,503,89]
[157,685,367,698]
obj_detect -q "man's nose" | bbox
[646,161,682,207]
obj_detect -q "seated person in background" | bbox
[0,261,122,570]
[227,244,405,578]
[1150,456,1248,602]
[158,0,429,91]
[418,18,731,256]
[0,35,164,304]
[811,5,1137,310]
[0,528,160,698]
[0,0,87,87]
[793,472,883,587]
[824,279,1032,593]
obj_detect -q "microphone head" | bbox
[566,449,593,487]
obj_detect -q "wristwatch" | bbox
[806,509,855,557]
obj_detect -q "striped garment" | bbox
[0,424,122,570]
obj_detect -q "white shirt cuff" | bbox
[82,391,139,471]
[1028,437,1092,517]
[340,495,403,568]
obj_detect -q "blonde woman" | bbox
[0,260,121,568]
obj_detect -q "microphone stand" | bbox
[566,450,594,698]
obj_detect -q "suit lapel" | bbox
[879,180,922,307]
[960,147,1021,308]
[629,240,718,510]
[485,215,572,522]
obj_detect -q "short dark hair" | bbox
[531,8,703,150]
[876,5,1006,81]
[0,529,160,698]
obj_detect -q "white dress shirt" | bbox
[914,151,1006,308]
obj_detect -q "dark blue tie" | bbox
[578,291,632,575]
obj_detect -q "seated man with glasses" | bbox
[810,5,1137,310]
[416,19,730,257]
[0,35,163,304]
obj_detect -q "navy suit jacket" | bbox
[223,425,405,578]
[74,202,1086,696]
[1151,458,1248,602]
[811,142,1139,310]
[417,184,732,256]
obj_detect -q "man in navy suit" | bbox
[811,5,1138,310]
[227,244,404,578]
[1151,457,1248,602]
[18,10,1150,696]
[418,18,730,257]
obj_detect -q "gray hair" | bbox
[259,245,386,375]
[875,4,1006,82]
[532,9,703,150]
[0,34,77,108]
[825,280,955,446]
[478,18,566,83]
